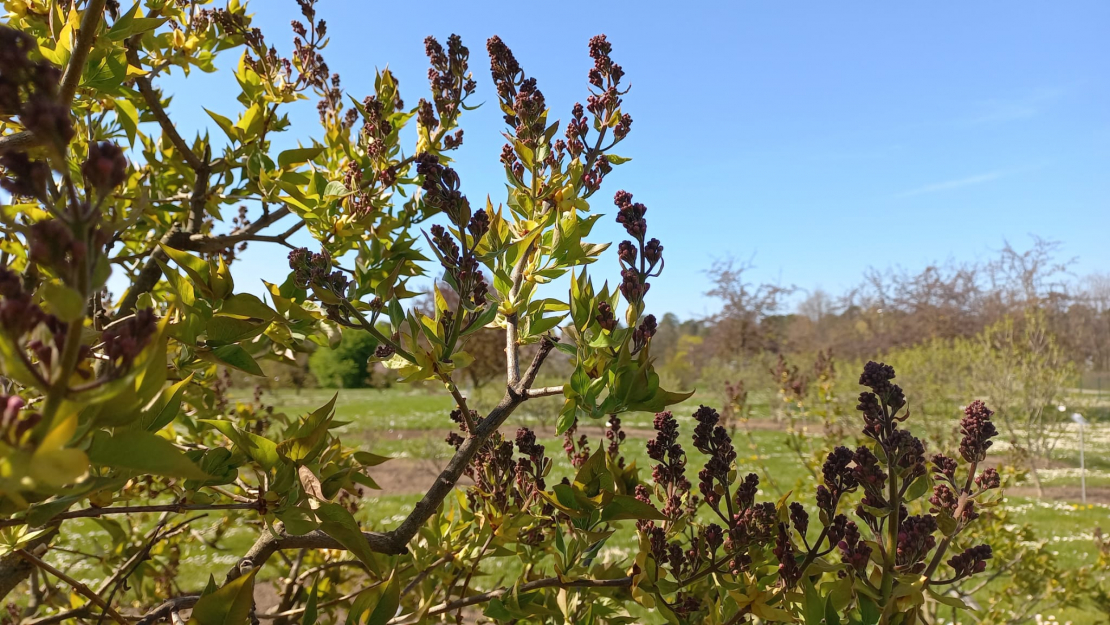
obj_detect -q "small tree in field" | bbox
[0,2,1004,624]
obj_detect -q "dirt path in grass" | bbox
[1005,485,1110,504]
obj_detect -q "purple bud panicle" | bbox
[82,141,128,194]
[946,544,992,580]
[959,400,998,464]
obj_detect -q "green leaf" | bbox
[278,146,325,169]
[161,245,211,287]
[824,594,842,625]
[208,345,264,376]
[201,420,280,471]
[187,568,256,625]
[39,282,85,323]
[315,502,380,575]
[139,373,194,432]
[904,473,931,501]
[556,399,576,435]
[115,97,139,145]
[88,430,210,479]
[625,387,694,414]
[323,180,352,198]
[303,579,319,625]
[206,316,267,346]
[219,293,276,320]
[347,576,399,625]
[204,108,239,142]
[275,506,318,535]
[600,494,666,522]
[353,451,391,467]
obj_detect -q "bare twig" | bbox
[390,575,633,623]
[15,549,131,625]
[524,385,564,399]
[0,502,261,530]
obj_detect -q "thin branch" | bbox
[524,385,564,399]
[259,580,386,620]
[225,527,402,584]
[0,502,261,530]
[128,49,204,172]
[15,549,130,625]
[132,596,198,625]
[440,372,475,433]
[0,130,37,156]
[224,339,557,584]
[24,606,93,625]
[401,555,452,596]
[59,0,109,104]
[391,575,633,622]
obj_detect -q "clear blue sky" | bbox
[155,1,1110,318]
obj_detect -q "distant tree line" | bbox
[653,238,1110,385]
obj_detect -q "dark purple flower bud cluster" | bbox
[614,190,647,240]
[585,35,630,136]
[102,308,158,375]
[619,269,649,304]
[932,454,958,482]
[647,411,690,518]
[0,26,71,153]
[564,102,589,158]
[0,395,40,448]
[514,427,549,503]
[975,467,1000,490]
[356,92,395,159]
[789,501,809,536]
[561,419,591,469]
[595,301,617,332]
[928,484,959,517]
[467,208,490,241]
[28,219,101,285]
[690,405,737,511]
[726,502,777,569]
[416,153,465,220]
[605,414,626,462]
[0,151,49,199]
[946,544,992,580]
[734,472,760,511]
[81,141,128,196]
[486,36,522,121]
[851,446,887,508]
[838,520,872,572]
[774,522,799,585]
[288,247,335,290]
[631,314,656,354]
[958,400,998,464]
[895,514,937,573]
[617,240,636,267]
[822,446,859,496]
[0,267,51,337]
[888,428,927,480]
[423,34,476,130]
